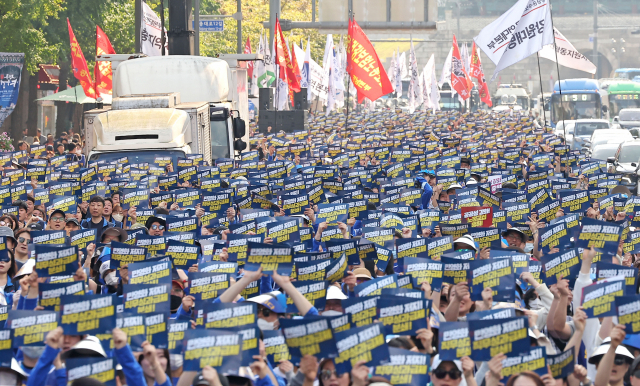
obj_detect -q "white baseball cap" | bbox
[454,235,478,252]
[431,354,463,372]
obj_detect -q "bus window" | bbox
[551,93,601,123]
[610,94,640,117]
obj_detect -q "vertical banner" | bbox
[141,1,168,56]
[0,53,24,127]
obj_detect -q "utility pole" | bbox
[593,0,598,78]
[135,0,142,52]
[269,0,281,48]
[237,0,242,53]
[195,0,200,55]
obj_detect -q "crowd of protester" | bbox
[2,108,640,386]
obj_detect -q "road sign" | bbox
[194,20,224,32]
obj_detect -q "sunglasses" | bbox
[614,357,629,366]
[17,237,31,245]
[433,369,461,380]
[50,216,65,223]
[633,370,640,379]
[151,224,165,230]
[261,308,272,318]
[320,370,338,380]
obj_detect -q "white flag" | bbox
[474,0,554,80]
[309,58,328,102]
[538,28,596,74]
[322,35,334,109]
[387,50,397,92]
[251,33,263,96]
[439,47,453,88]
[301,40,311,91]
[408,39,423,114]
[276,67,289,110]
[141,2,168,56]
[460,43,471,74]
[423,54,436,109]
[431,60,441,113]
[395,49,404,97]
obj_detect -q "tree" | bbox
[199,0,329,62]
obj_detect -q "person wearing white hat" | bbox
[430,354,476,386]
[453,235,478,253]
[321,285,348,316]
[591,326,635,386]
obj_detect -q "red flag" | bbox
[346,18,394,103]
[451,35,473,101]
[244,37,253,76]
[95,25,116,96]
[470,42,492,107]
[68,18,97,99]
[274,18,300,93]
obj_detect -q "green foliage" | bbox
[199,0,329,62]
[0,0,64,73]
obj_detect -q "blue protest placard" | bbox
[577,218,622,257]
[466,308,516,321]
[34,245,78,277]
[286,280,327,313]
[581,277,626,318]
[500,347,547,380]
[342,296,379,327]
[144,312,168,349]
[66,357,117,386]
[218,325,260,366]
[333,322,389,374]
[263,330,291,366]
[187,272,230,301]
[325,239,359,265]
[315,203,349,226]
[373,347,430,386]
[469,317,529,361]
[7,310,58,346]
[354,274,398,297]
[199,302,257,329]
[128,260,172,285]
[438,321,470,360]
[0,329,12,368]
[467,258,515,302]
[122,283,171,314]
[182,329,243,372]
[377,297,430,335]
[168,319,190,354]
[245,241,293,275]
[38,281,85,311]
[540,248,581,288]
[59,294,116,335]
[548,347,575,379]
[280,317,339,359]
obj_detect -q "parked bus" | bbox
[614,68,640,81]
[605,80,640,118]
[492,84,531,112]
[550,78,606,127]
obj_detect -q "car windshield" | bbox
[591,147,619,161]
[618,145,640,163]
[575,122,609,136]
[88,149,186,166]
[591,132,632,147]
[620,110,640,121]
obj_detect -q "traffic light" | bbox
[232,112,246,152]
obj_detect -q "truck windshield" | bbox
[575,122,609,136]
[211,120,230,160]
[88,150,186,167]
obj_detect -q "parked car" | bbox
[591,143,622,161]
[613,108,640,130]
[567,119,610,150]
[586,129,632,150]
[554,119,575,138]
[607,140,640,194]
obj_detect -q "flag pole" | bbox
[548,7,565,139]
[535,52,547,126]
[274,14,278,135]
[345,12,351,135]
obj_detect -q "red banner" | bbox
[274,18,300,93]
[68,19,96,99]
[95,25,116,96]
[346,18,394,103]
[470,42,492,107]
[243,37,252,73]
[461,206,493,228]
[451,35,473,101]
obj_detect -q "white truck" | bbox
[84,54,255,166]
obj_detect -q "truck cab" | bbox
[84,55,254,165]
